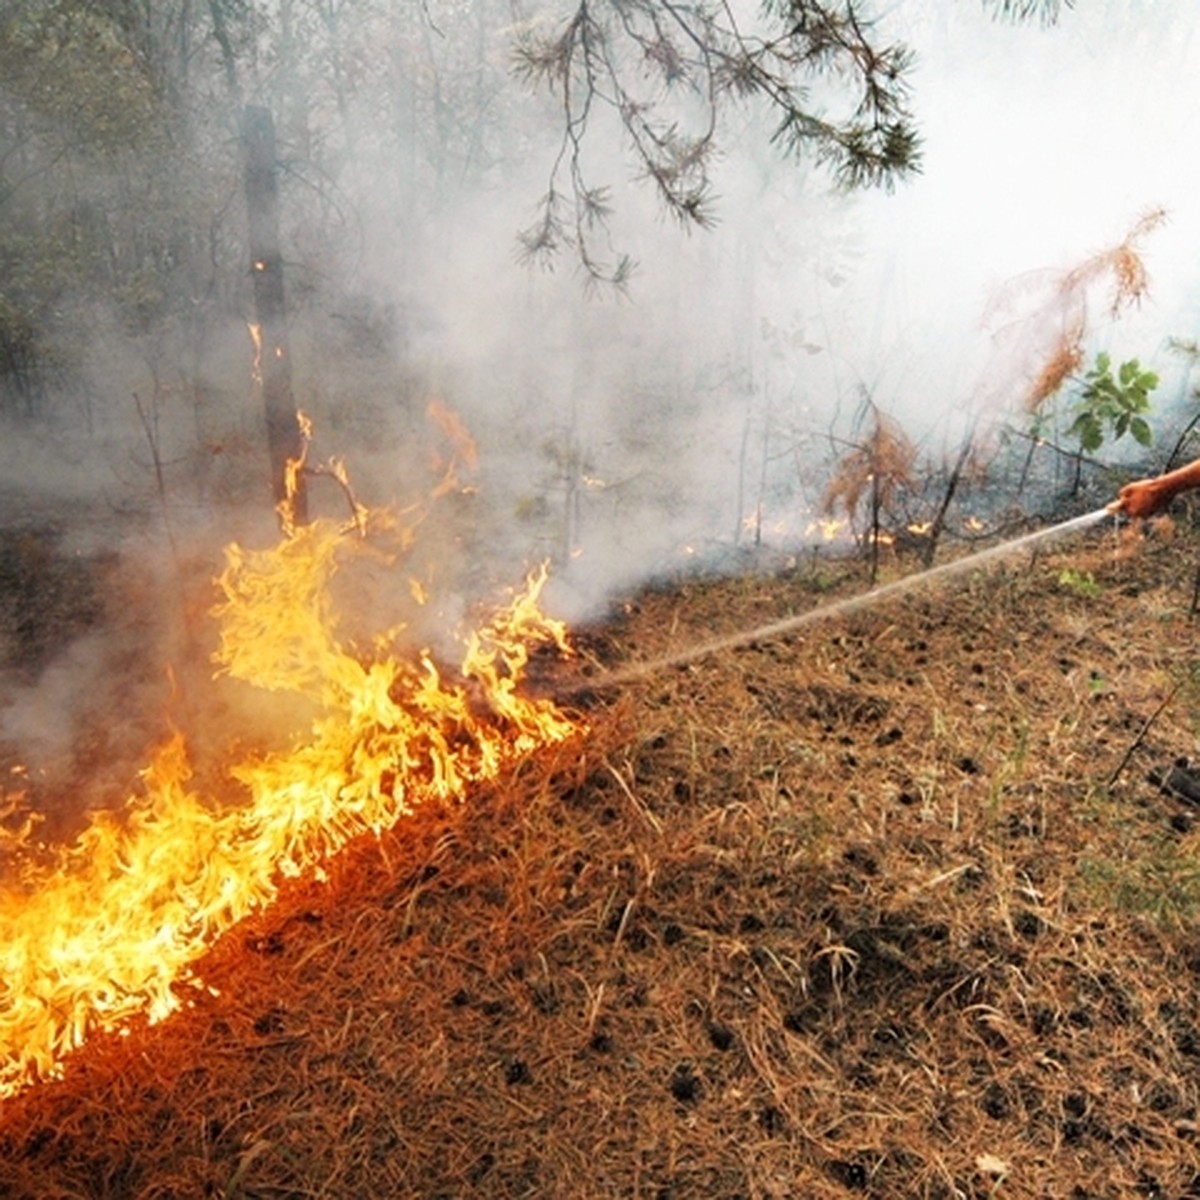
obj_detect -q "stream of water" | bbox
[586,507,1114,691]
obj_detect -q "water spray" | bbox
[576,507,1114,693]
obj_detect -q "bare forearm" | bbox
[1113,457,1200,517]
[1151,458,1200,498]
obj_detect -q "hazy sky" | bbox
[847,2,1200,422]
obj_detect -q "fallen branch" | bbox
[1108,684,1180,788]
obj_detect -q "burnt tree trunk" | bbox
[242,105,307,524]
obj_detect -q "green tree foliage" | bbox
[0,0,529,426]
[514,0,1067,283]
[1068,352,1158,454]
[0,4,161,149]
[0,3,195,410]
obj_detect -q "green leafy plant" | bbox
[1057,568,1102,599]
[1068,352,1158,454]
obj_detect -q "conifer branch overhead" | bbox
[516,0,1068,285]
[983,0,1072,24]
[515,0,927,286]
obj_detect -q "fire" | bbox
[426,398,478,498]
[805,517,847,542]
[0,424,581,1101]
[247,322,264,386]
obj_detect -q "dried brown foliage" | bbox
[982,207,1168,412]
[823,407,917,528]
[4,522,1200,1198]
[1026,336,1086,411]
[1060,206,1166,320]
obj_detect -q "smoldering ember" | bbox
[2,3,1200,1198]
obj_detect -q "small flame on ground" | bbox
[805,517,846,542]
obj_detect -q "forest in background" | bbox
[1,1,1199,601]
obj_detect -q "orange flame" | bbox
[805,517,847,542]
[0,435,580,1101]
[277,410,314,537]
[426,398,478,497]
[247,322,264,387]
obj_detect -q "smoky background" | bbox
[0,0,1197,815]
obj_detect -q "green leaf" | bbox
[1131,416,1153,446]
[1071,412,1103,452]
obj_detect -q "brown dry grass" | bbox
[4,518,1200,1199]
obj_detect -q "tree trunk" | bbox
[242,104,307,524]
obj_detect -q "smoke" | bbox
[344,0,1200,621]
[1,0,1198,797]
[846,4,1200,428]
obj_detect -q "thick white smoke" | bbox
[1,0,1198,793]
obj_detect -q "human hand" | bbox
[1110,478,1168,519]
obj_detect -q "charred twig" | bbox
[132,389,178,560]
[1164,410,1200,473]
[1002,424,1112,475]
[1108,684,1179,788]
[304,460,369,535]
[923,421,978,567]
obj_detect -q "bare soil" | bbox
[3,517,1200,1199]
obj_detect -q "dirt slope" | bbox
[2,520,1200,1199]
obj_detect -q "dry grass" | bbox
[3,518,1200,1198]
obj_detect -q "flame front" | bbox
[0,506,580,1099]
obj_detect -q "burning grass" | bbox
[0,508,579,1103]
[3,515,1200,1197]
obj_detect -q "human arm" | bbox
[1110,458,1200,518]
